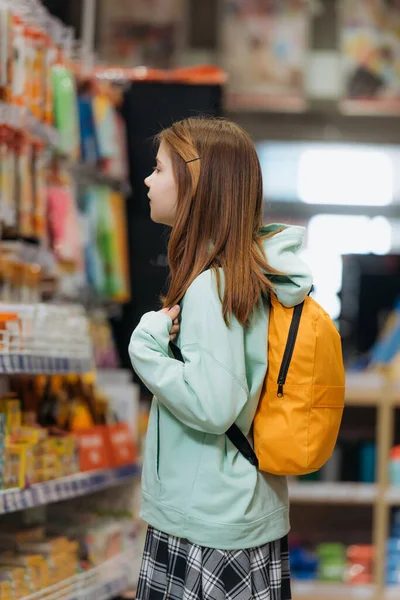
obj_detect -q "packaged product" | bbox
[11,14,25,107]
[4,443,34,488]
[0,414,5,489]
[52,63,80,159]
[0,3,13,101]
[0,395,21,432]
[15,133,34,238]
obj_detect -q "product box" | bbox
[4,443,34,488]
[17,536,70,556]
[0,414,6,489]
[75,426,110,471]
[0,560,36,595]
[84,521,124,567]
[105,423,137,468]
[0,526,45,550]
[0,578,12,598]
[0,396,21,432]
[54,435,78,477]
[16,553,49,590]
[0,552,44,592]
[9,426,42,446]
[0,565,27,599]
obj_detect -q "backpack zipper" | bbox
[277,301,304,397]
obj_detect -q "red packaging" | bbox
[105,423,137,468]
[75,426,110,472]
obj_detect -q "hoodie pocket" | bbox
[141,401,161,498]
[156,405,161,483]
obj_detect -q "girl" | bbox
[129,117,312,600]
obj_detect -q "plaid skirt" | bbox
[136,526,291,600]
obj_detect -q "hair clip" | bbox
[185,157,201,164]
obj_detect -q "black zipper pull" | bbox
[275,301,304,400]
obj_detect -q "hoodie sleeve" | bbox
[263,225,312,308]
[128,272,248,435]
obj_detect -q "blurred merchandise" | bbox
[76,75,129,180]
[0,3,139,600]
[390,446,400,485]
[221,0,310,111]
[96,368,140,439]
[79,185,130,303]
[359,442,376,484]
[293,440,377,485]
[341,0,400,114]
[320,446,342,482]
[89,311,120,369]
[0,1,131,308]
[369,298,400,379]
[317,543,347,583]
[0,303,93,371]
[347,545,374,585]
[289,538,318,581]
[47,510,135,569]
[387,511,400,585]
[290,538,374,586]
[0,371,138,487]
[0,509,136,596]
[78,86,100,165]
[47,164,83,267]
[97,0,185,69]
[0,525,79,594]
[0,244,44,304]
[52,63,80,159]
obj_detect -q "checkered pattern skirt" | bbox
[136,526,291,600]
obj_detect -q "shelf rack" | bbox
[21,547,134,600]
[0,463,138,514]
[292,581,375,599]
[290,372,400,600]
[0,354,93,375]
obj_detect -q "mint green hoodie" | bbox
[129,224,312,550]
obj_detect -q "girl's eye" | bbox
[153,166,160,173]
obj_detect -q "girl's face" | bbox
[144,141,178,227]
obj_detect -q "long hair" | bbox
[158,117,279,326]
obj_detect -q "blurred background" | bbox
[0,1,400,599]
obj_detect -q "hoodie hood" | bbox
[260,223,312,308]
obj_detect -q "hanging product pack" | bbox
[171,291,345,477]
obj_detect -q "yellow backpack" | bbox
[226,293,345,476]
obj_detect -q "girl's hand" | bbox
[160,305,180,341]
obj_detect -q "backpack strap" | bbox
[170,342,184,362]
[225,424,259,468]
[169,342,259,469]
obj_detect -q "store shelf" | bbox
[345,372,387,406]
[22,548,133,600]
[385,485,400,505]
[289,482,377,505]
[0,354,93,375]
[0,101,60,148]
[293,582,374,599]
[0,464,138,514]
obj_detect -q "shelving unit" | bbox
[293,581,374,599]
[289,482,377,505]
[0,355,93,375]
[0,464,138,514]
[290,372,400,600]
[293,582,400,600]
[21,548,134,600]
